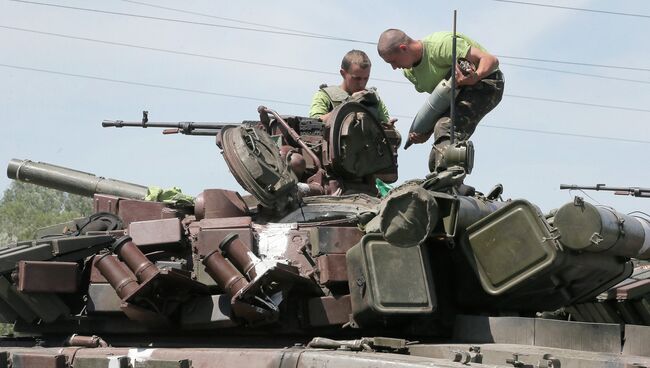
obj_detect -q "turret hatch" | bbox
[327,102,396,179]
[219,125,298,212]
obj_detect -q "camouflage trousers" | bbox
[428,70,505,172]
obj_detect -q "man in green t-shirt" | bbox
[377,29,504,172]
[309,49,391,124]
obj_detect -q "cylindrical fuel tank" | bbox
[7,159,148,199]
[554,200,650,259]
[456,196,510,231]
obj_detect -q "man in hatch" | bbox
[377,28,504,172]
[307,49,399,196]
[309,49,392,125]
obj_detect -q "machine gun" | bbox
[103,105,400,197]
[102,110,237,136]
[560,184,650,198]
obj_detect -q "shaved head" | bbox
[377,28,412,56]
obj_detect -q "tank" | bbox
[1,102,650,368]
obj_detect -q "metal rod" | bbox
[258,106,323,169]
[102,120,234,136]
[560,184,650,197]
[450,10,457,145]
[102,120,229,130]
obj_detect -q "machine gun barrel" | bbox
[102,120,234,136]
[7,159,149,199]
[560,184,650,198]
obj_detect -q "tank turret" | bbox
[1,103,649,367]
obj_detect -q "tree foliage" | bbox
[0,182,93,335]
[0,182,93,243]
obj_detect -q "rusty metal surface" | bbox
[194,189,248,220]
[94,253,139,299]
[11,353,67,368]
[90,254,136,283]
[308,226,363,255]
[316,254,348,285]
[262,106,322,170]
[220,234,259,280]
[196,228,254,257]
[66,334,109,348]
[17,261,78,293]
[203,249,248,297]
[196,217,253,230]
[117,200,167,227]
[92,194,120,214]
[282,229,316,279]
[128,218,182,246]
[114,238,159,282]
[615,279,650,300]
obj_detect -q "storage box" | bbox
[467,199,559,295]
[346,233,435,326]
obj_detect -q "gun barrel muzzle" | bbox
[7,159,148,199]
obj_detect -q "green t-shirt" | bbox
[309,88,391,123]
[403,32,488,93]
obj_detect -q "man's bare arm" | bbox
[456,46,499,87]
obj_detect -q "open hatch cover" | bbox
[220,125,298,212]
[328,102,396,179]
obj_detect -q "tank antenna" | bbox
[450,10,457,145]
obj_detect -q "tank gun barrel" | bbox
[560,184,650,198]
[7,159,149,199]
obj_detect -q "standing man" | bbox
[309,49,391,124]
[377,29,504,172]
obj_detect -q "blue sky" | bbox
[1,0,649,214]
